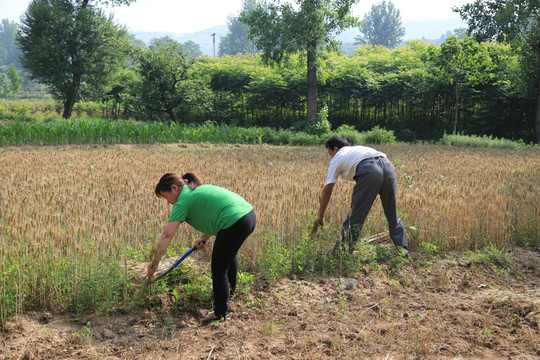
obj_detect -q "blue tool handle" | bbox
[151,246,196,282]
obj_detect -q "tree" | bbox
[182,40,203,59]
[240,0,359,125]
[0,19,21,68]
[133,37,210,122]
[454,28,468,40]
[454,0,540,143]
[76,0,136,6]
[433,36,496,134]
[17,0,131,119]
[0,73,8,98]
[6,64,22,97]
[219,0,258,56]
[355,1,405,49]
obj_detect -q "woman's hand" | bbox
[147,221,181,278]
[195,234,210,250]
[195,238,206,250]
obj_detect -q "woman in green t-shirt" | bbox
[147,172,256,321]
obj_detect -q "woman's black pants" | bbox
[211,210,256,319]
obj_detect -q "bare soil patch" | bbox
[2,248,539,359]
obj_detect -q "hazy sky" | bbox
[1,0,470,34]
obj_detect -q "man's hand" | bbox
[312,217,324,233]
[147,264,158,278]
[315,183,334,234]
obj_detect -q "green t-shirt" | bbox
[168,184,253,235]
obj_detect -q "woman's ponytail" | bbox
[182,172,203,189]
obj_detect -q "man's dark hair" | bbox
[325,135,350,149]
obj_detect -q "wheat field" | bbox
[1,143,538,319]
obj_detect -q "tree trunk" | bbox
[62,98,75,119]
[536,49,540,144]
[453,82,460,135]
[306,41,318,126]
[166,108,176,123]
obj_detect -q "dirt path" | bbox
[2,248,539,359]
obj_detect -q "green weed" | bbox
[465,243,513,267]
[420,242,440,258]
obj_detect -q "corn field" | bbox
[1,144,538,324]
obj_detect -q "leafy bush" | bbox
[362,126,397,144]
[333,125,397,145]
[73,101,105,117]
[440,133,537,149]
[334,125,365,145]
[335,124,356,133]
[307,105,332,136]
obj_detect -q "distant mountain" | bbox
[131,25,227,56]
[402,17,467,41]
[130,17,467,56]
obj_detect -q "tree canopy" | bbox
[81,0,136,6]
[131,37,210,122]
[454,0,540,143]
[0,19,21,68]
[240,0,359,125]
[219,0,258,56]
[355,0,405,49]
[182,40,203,59]
[17,0,130,118]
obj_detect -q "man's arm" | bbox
[316,182,335,228]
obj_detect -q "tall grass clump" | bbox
[2,236,138,318]
[0,117,180,145]
[0,116,398,146]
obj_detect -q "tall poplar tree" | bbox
[355,1,405,49]
[0,19,21,67]
[219,0,258,56]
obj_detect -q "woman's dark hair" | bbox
[325,135,350,150]
[182,172,203,188]
[155,172,203,197]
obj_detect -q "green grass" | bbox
[0,116,399,147]
[1,113,534,149]
[1,99,536,148]
[465,243,513,268]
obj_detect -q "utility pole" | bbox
[210,33,216,57]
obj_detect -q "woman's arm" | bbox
[147,221,181,277]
